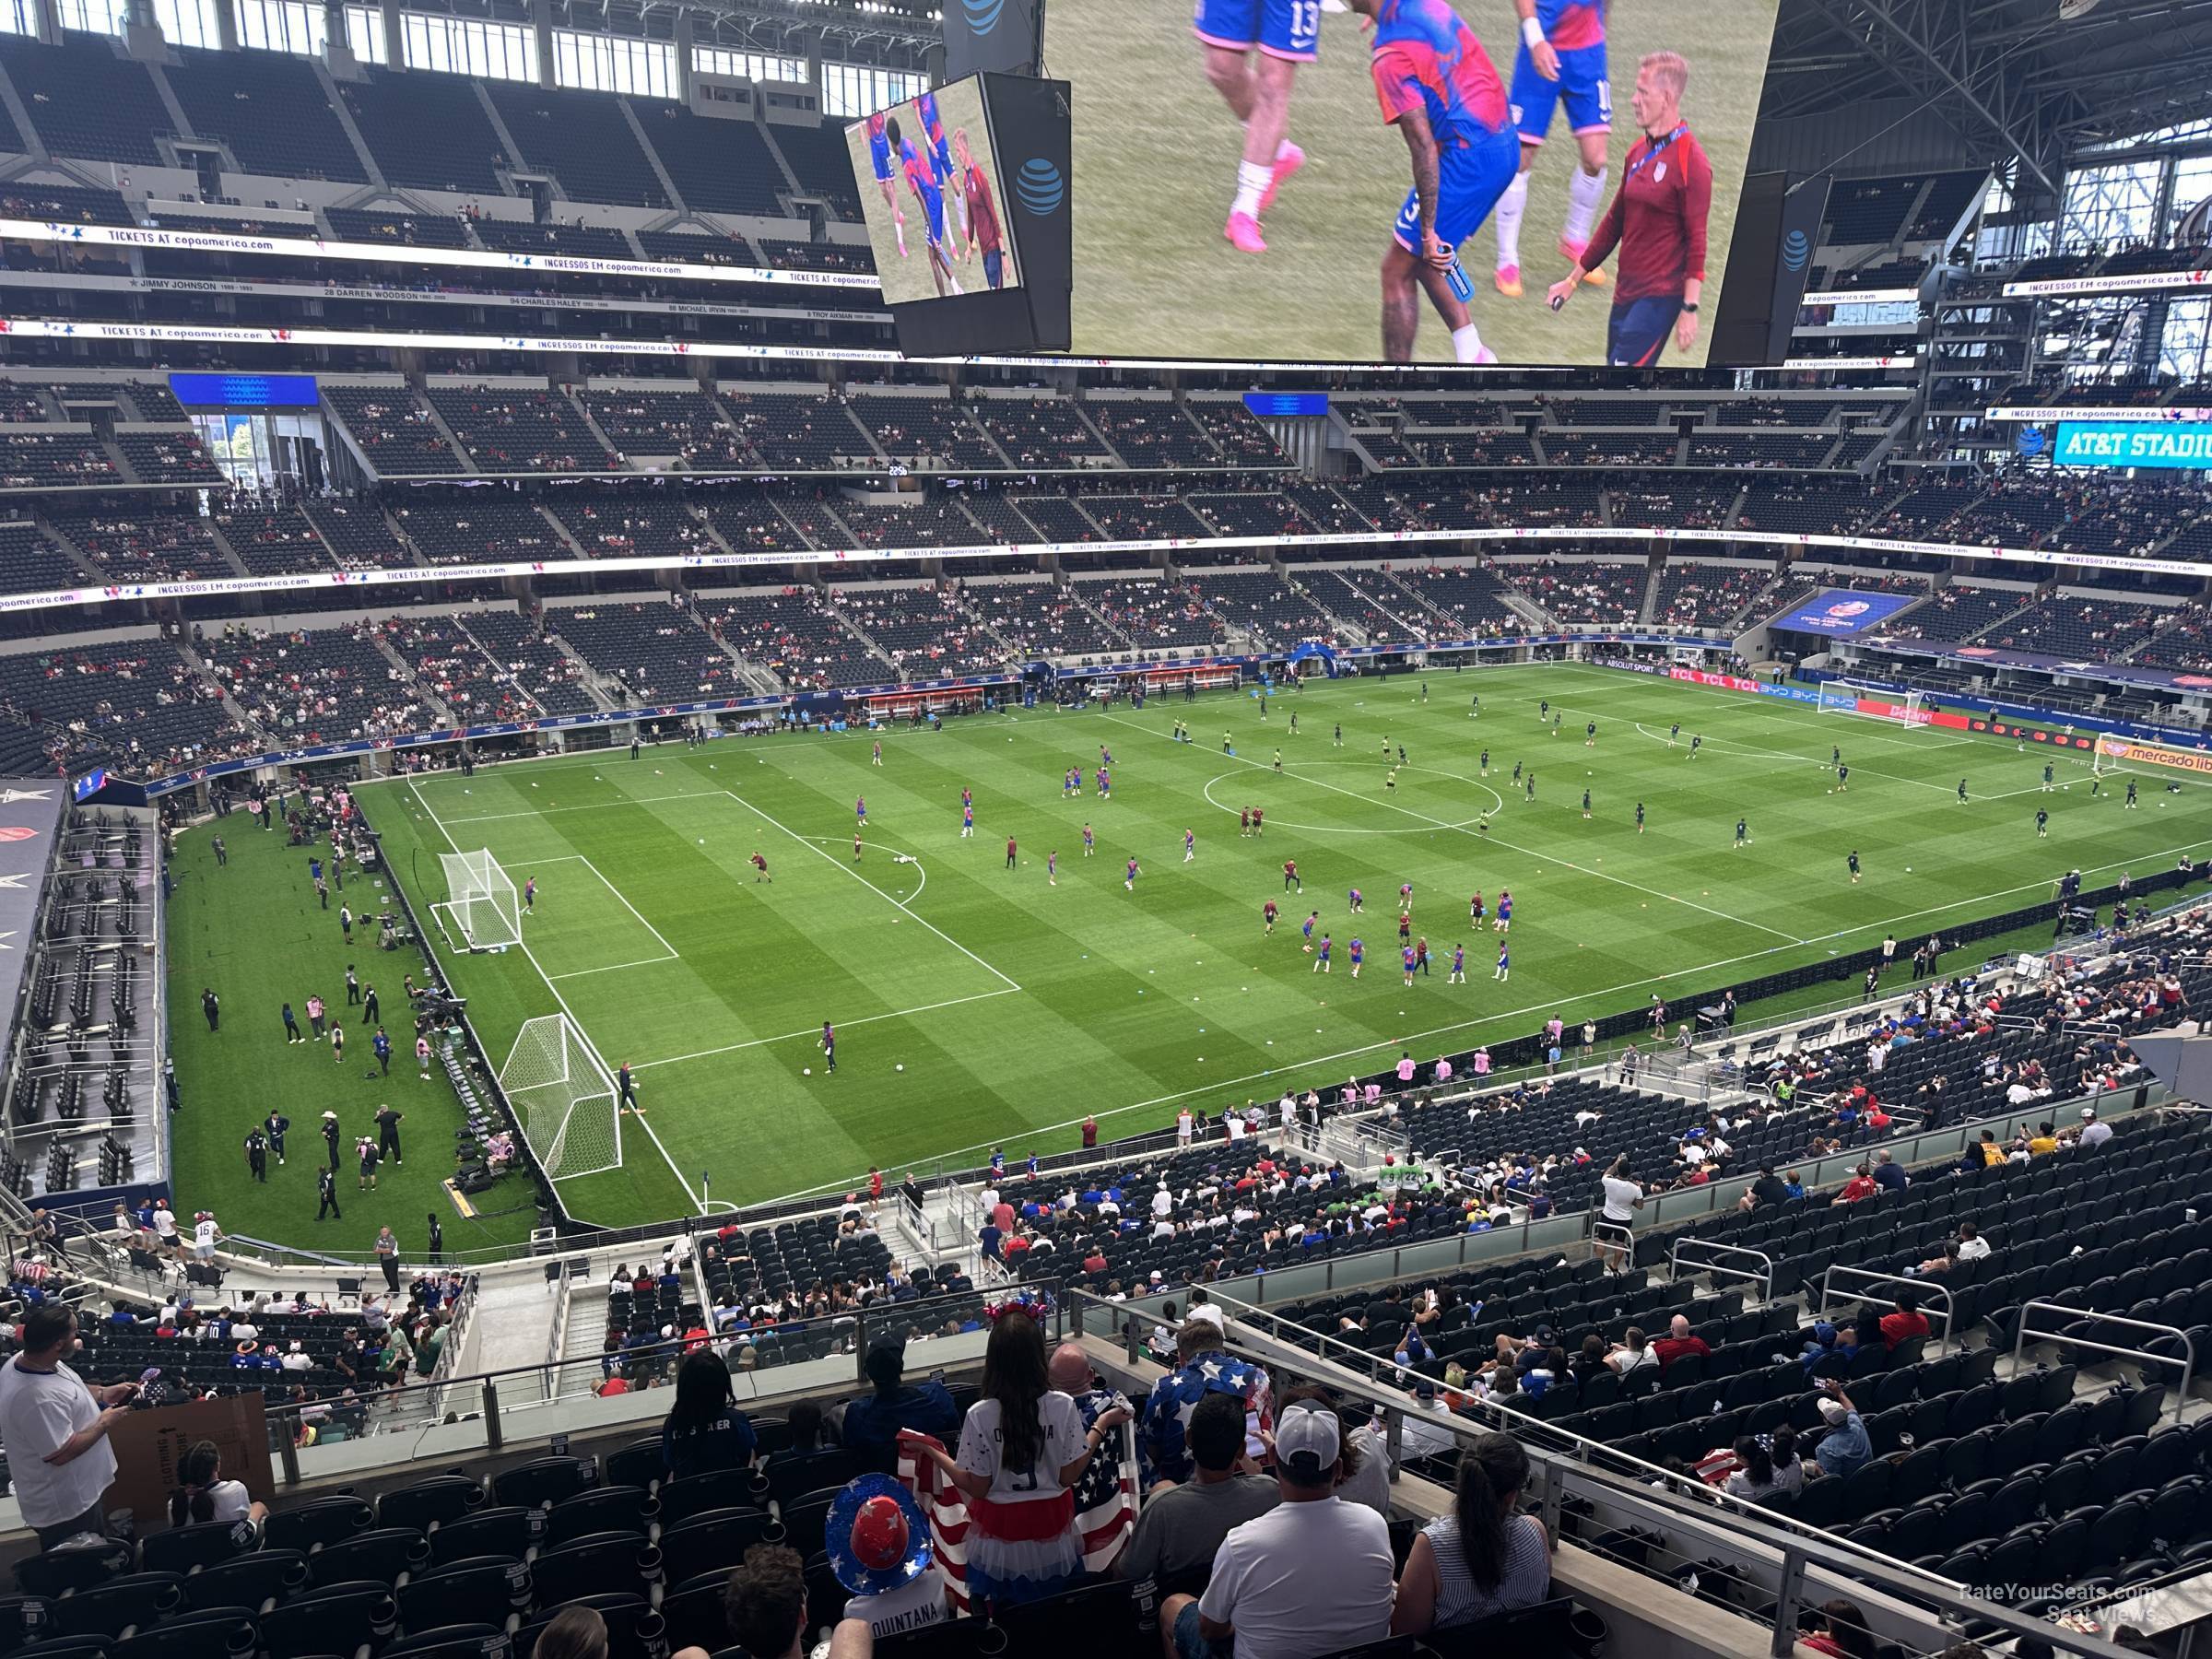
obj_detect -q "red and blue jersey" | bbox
[1534,0,1605,51]
[900,139,942,210]
[917,90,945,146]
[1369,0,1510,145]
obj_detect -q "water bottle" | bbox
[1445,253,1474,303]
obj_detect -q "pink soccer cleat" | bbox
[1224,211,1267,253]
[1494,264,1523,298]
[1258,143,1305,215]
[1467,345,1499,364]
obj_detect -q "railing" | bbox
[1669,1237,1774,1301]
[1065,1289,2140,1659]
[2012,1300,2194,1425]
[1816,1265,1955,1352]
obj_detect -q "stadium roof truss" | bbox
[1767,0,2212,183]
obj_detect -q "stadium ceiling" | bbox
[623,0,940,53]
[1764,0,2212,182]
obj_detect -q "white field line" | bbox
[632,987,1023,1071]
[438,789,729,825]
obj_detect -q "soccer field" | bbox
[359,665,2212,1225]
[1051,0,1778,365]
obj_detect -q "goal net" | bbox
[500,1014,622,1180]
[1817,682,1928,727]
[437,849,521,952]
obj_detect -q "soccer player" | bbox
[1225,730,1234,754]
[1494,941,1511,982]
[865,110,905,256]
[1831,744,1841,770]
[1083,823,1096,855]
[962,802,975,838]
[1124,855,1140,893]
[1348,935,1364,978]
[2036,807,2050,838]
[1264,899,1279,935]
[1450,942,1467,983]
[1634,800,1644,834]
[1284,858,1301,892]
[888,115,960,297]
[1241,806,1253,837]
[1495,889,1512,931]
[1313,933,1333,973]
[953,129,1008,288]
[524,875,536,912]
[1470,889,1485,927]
[1480,748,1490,775]
[1334,723,1344,747]
[1551,711,1561,736]
[2042,762,2056,793]
[1184,828,1197,863]
[1351,0,1519,363]
[1539,699,1548,721]
[750,852,771,883]
[915,90,968,253]
[1397,910,1412,946]
[1252,807,1265,837]
[1289,712,1300,734]
[1007,835,1019,871]
[1274,748,1284,772]
[1836,764,1850,793]
[1048,850,1058,888]
[1512,759,1523,783]
[1402,943,1418,987]
[1491,0,1611,296]
[1524,772,1536,801]
[1098,767,1112,799]
[1417,935,1430,975]
[820,1022,837,1074]
[1399,881,1414,907]
[1958,778,1970,805]
[1582,787,1592,819]
[872,739,883,766]
[1386,767,1398,793]
[1301,911,1318,951]
[1847,849,1861,884]
[1546,53,1712,367]
[1733,816,1748,848]
[1471,692,1481,717]
[856,794,867,826]
[1688,735,1702,759]
[1669,722,1680,747]
[1194,0,1316,253]
[1585,720,1596,747]
[1349,886,1364,913]
[2126,778,2139,808]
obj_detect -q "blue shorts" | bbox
[916,186,947,248]
[983,250,1004,288]
[1510,41,1610,142]
[1394,123,1522,253]
[930,137,955,187]
[869,132,893,182]
[1193,0,1320,62]
[1173,1605,1234,1659]
[1606,293,1683,367]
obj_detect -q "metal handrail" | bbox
[1817,1265,1955,1350]
[1670,1237,1774,1301]
[1078,1289,2143,1659]
[2012,1299,2194,1424]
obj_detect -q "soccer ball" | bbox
[896,1064,905,1072]
[803,1067,812,1076]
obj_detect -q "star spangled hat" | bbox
[826,1474,934,1598]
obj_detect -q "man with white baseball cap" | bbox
[1160,1392,1394,1659]
[2076,1106,2112,1149]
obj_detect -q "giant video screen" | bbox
[846,77,1022,305]
[1044,0,1782,366]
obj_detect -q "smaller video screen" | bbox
[846,77,1020,306]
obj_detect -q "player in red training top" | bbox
[954,129,1011,289]
[1193,0,1322,254]
[1352,0,1523,363]
[1547,52,1712,366]
[1491,0,1613,299]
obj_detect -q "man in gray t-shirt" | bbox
[1118,1394,1278,1599]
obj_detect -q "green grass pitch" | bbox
[223,662,2202,1233]
[1051,0,1778,364]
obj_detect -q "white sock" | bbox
[1494,171,1528,269]
[1451,324,1487,363]
[1564,165,1608,246]
[1231,159,1272,219]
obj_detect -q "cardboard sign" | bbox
[106,1393,274,1524]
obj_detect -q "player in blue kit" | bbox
[1301,911,1317,950]
[1194,0,1321,254]
[1495,889,1512,931]
[1402,944,1418,987]
[855,794,867,826]
[1492,0,1612,297]
[1124,855,1140,893]
[1347,0,1522,364]
[887,115,960,298]
[914,90,968,254]
[1183,829,1197,863]
[1348,936,1364,978]
[1450,942,1466,983]
[865,111,905,257]
[1313,933,1333,973]
[1082,822,1096,855]
[961,803,975,838]
[1494,942,1511,982]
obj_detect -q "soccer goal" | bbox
[434,849,522,953]
[1817,681,1929,728]
[500,1014,622,1180]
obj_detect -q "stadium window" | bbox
[155,0,218,46]
[50,0,126,33]
[554,29,675,98]
[819,62,925,119]
[236,0,326,54]
[403,11,535,81]
[695,46,806,85]
[345,3,383,63]
[0,0,35,31]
